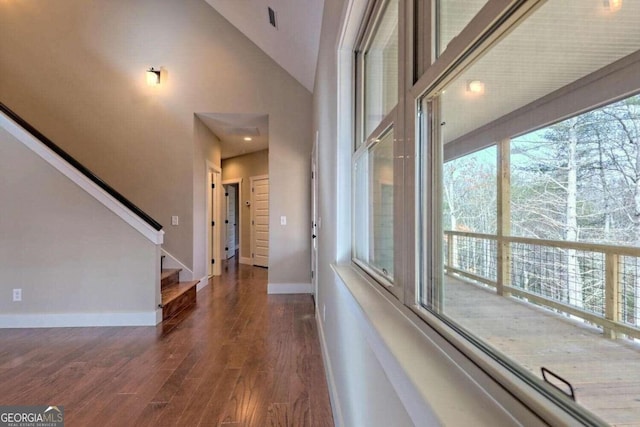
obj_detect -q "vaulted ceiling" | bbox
[204,0,324,93]
[200,0,323,159]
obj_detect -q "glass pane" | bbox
[438,0,488,55]
[364,0,398,138]
[443,146,496,234]
[508,96,640,325]
[511,98,640,247]
[423,1,640,423]
[354,152,370,262]
[355,129,394,280]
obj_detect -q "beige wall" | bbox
[0,126,158,321]
[222,150,269,260]
[0,0,312,282]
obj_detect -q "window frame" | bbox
[350,0,640,424]
[411,1,640,425]
[353,113,396,287]
[352,0,404,300]
[347,0,640,425]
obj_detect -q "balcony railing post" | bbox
[447,234,454,271]
[497,138,511,296]
[604,252,620,339]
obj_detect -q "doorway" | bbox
[223,182,240,260]
[311,131,319,298]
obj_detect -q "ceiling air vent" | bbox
[268,7,277,29]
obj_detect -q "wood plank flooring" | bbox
[445,275,640,426]
[0,258,334,427]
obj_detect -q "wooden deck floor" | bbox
[445,275,640,426]
[0,258,334,426]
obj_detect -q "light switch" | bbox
[171,216,179,226]
[280,216,287,225]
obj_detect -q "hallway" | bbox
[0,259,334,426]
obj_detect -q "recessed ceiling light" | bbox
[466,80,485,94]
[244,137,252,141]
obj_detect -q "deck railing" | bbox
[444,230,640,339]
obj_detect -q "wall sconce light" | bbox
[466,80,485,94]
[146,67,161,86]
[243,137,253,141]
[604,0,622,12]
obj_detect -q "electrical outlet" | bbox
[171,216,179,226]
[323,304,326,323]
[13,288,22,302]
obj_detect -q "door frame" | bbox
[206,161,222,277]
[222,178,243,260]
[250,174,269,267]
[311,131,319,300]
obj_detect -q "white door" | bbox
[225,184,237,259]
[251,175,269,268]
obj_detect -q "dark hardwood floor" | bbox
[0,258,334,426]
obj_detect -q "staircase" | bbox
[160,269,199,320]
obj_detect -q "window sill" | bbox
[331,263,586,426]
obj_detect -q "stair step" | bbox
[161,280,198,320]
[161,268,181,290]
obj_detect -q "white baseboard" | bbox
[239,256,253,265]
[161,249,194,281]
[196,276,209,292]
[267,282,314,294]
[316,311,344,427]
[0,311,159,328]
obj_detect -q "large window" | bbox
[353,0,398,289]
[418,0,640,424]
[352,0,640,423]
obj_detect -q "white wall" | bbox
[318,273,414,427]
[0,126,159,327]
[0,0,312,286]
[312,0,416,423]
